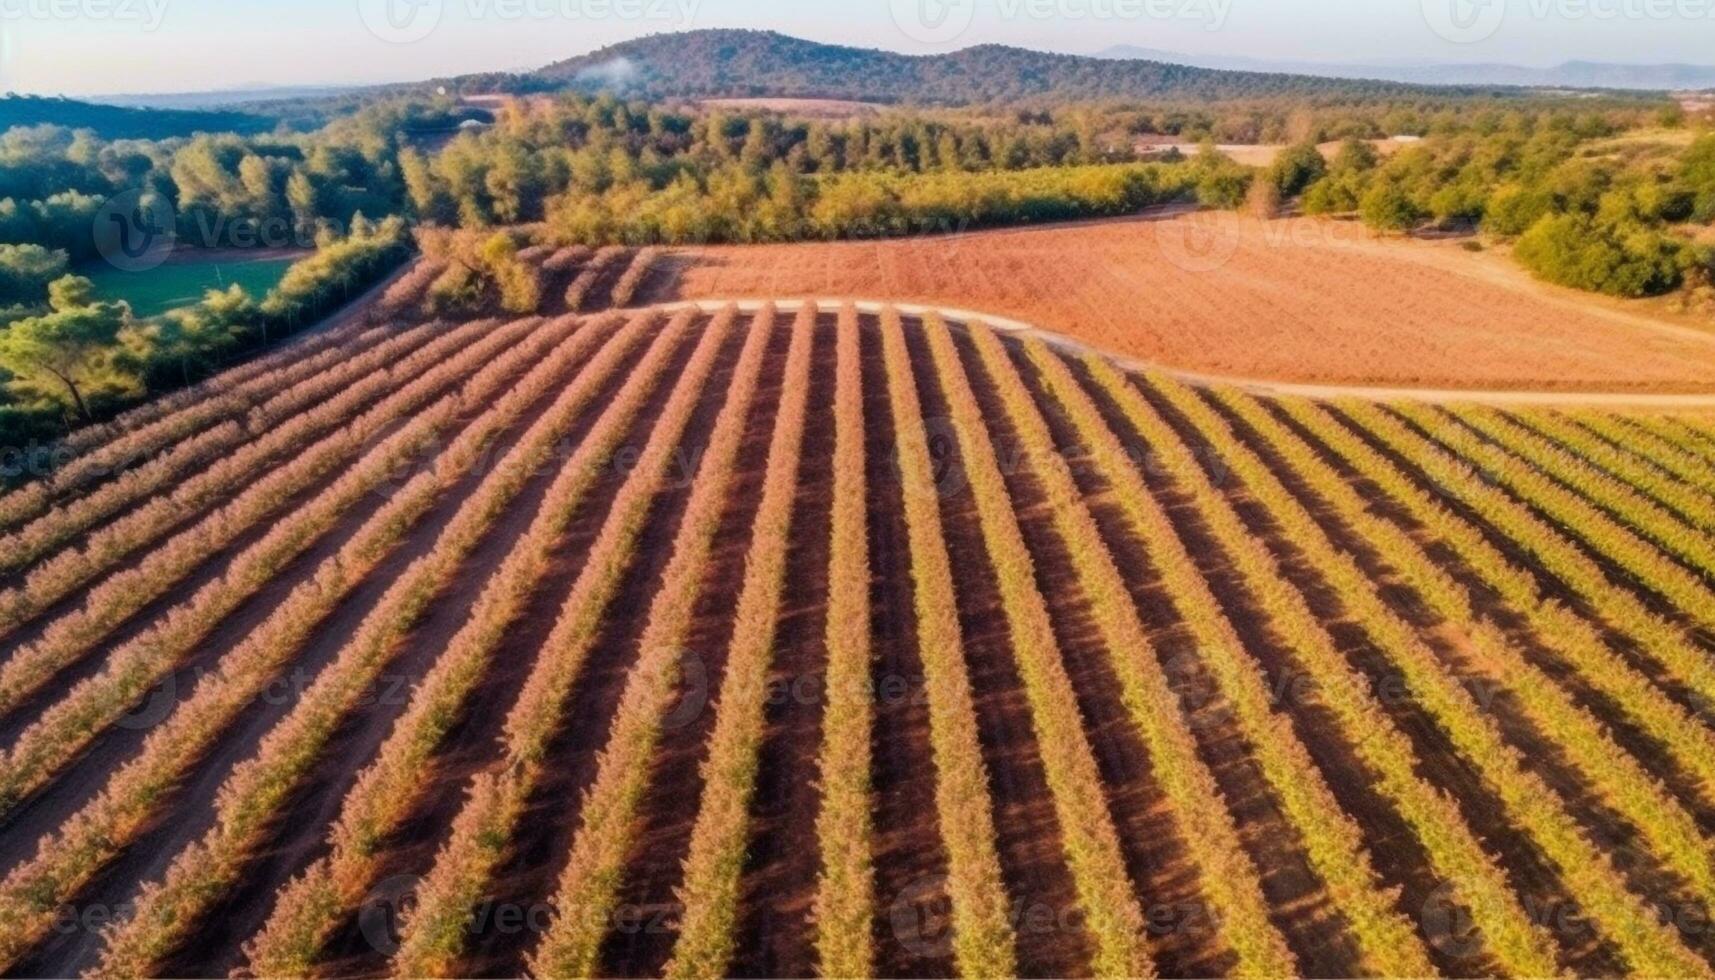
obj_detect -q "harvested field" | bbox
[651,211,1715,392]
[4,289,1715,979]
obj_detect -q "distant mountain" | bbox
[1094,46,1715,91]
[93,84,364,111]
[0,94,274,138]
[533,29,1515,105]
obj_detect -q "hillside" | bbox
[1097,46,1715,90]
[534,29,1502,104]
[0,94,273,138]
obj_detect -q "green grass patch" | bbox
[81,253,301,318]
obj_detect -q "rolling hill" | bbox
[1096,45,1715,91]
[533,29,1512,104]
[0,94,274,138]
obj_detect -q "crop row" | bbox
[1392,403,1715,631]
[805,307,877,980]
[1337,402,1715,713]
[1146,374,1705,976]
[1022,343,1454,974]
[543,244,594,274]
[0,314,615,969]
[0,410,462,969]
[529,304,783,977]
[875,308,1017,978]
[968,327,1307,976]
[0,317,445,575]
[1067,352,1561,976]
[565,245,628,311]
[1646,415,1715,458]
[0,314,512,647]
[233,310,656,975]
[0,316,396,536]
[1448,405,1715,579]
[1572,413,1715,496]
[1205,388,1715,919]
[609,247,660,307]
[0,316,537,748]
[1506,411,1715,534]
[666,306,815,978]
[387,308,730,976]
[921,315,1152,978]
[1277,398,1715,828]
[86,313,653,977]
[50,297,383,461]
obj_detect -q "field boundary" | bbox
[651,299,1715,408]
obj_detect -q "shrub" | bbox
[1359,178,1424,232]
[1514,212,1688,297]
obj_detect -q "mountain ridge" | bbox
[532,29,1527,104]
[1094,45,1715,90]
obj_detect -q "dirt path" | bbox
[647,300,1715,410]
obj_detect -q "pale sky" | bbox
[2,0,1710,96]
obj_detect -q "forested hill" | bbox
[535,29,1507,103]
[0,95,273,138]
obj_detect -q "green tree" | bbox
[0,276,136,421]
[1268,141,1327,197]
[1359,178,1423,232]
[0,243,69,305]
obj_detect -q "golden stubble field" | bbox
[655,210,1715,393]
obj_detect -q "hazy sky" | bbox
[3,0,1711,96]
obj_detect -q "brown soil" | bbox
[1135,378,1627,975]
[455,319,746,978]
[851,314,955,980]
[7,327,586,977]
[596,314,799,977]
[723,315,839,978]
[961,331,1230,977]
[900,319,1094,978]
[658,212,1715,392]
[1206,389,1715,963]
